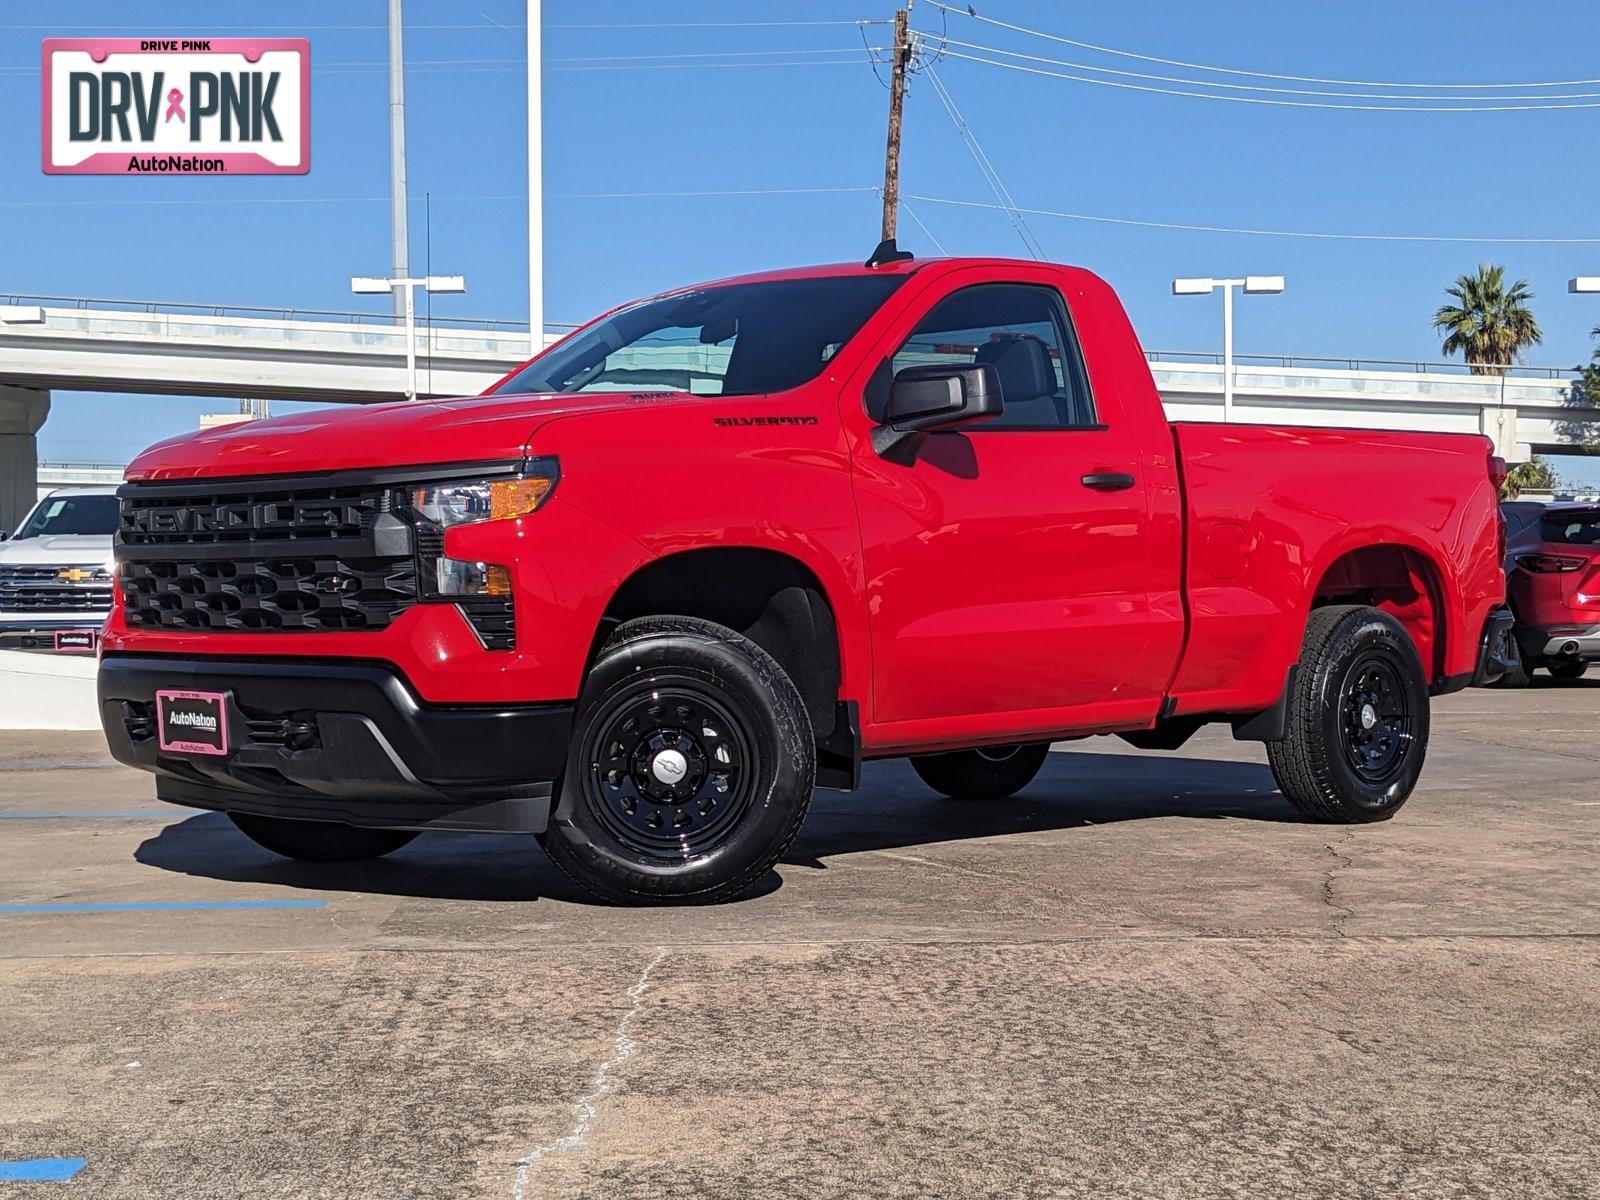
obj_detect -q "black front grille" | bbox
[121,555,418,632]
[118,477,419,634]
[117,472,517,648]
[120,483,397,547]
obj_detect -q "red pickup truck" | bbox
[99,253,1513,903]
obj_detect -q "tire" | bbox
[1547,658,1589,681]
[540,616,815,905]
[910,743,1051,799]
[228,812,418,862]
[1492,637,1531,689]
[1267,605,1430,824]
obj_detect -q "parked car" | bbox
[1502,502,1600,683]
[0,486,118,652]
[1500,499,1546,541]
[98,252,1511,903]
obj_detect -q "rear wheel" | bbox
[910,743,1051,800]
[1267,606,1430,824]
[228,812,418,862]
[1547,658,1589,681]
[540,616,815,905]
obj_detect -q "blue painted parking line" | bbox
[0,1157,87,1181]
[0,900,326,914]
[0,811,179,821]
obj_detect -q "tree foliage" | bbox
[1502,455,1558,499]
[1433,264,1542,376]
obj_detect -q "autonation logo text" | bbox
[43,38,309,175]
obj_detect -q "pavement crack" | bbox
[1322,834,1356,937]
[510,946,667,1199]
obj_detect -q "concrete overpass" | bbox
[3,293,1598,528]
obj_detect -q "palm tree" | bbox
[1433,264,1542,376]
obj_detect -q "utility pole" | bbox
[527,0,543,355]
[879,6,910,243]
[386,0,410,321]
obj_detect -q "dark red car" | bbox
[1505,503,1600,682]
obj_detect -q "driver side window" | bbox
[883,283,1095,429]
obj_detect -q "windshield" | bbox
[495,274,906,398]
[14,494,119,539]
[1539,509,1600,546]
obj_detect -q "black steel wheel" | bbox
[910,742,1050,799]
[1339,656,1416,787]
[228,812,418,862]
[1268,605,1430,823]
[541,616,815,904]
[585,686,757,861]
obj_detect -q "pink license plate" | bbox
[155,689,230,756]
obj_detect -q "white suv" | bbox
[0,486,119,652]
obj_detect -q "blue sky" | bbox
[4,0,1600,482]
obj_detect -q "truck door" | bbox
[847,275,1171,740]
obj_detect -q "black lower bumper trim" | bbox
[99,654,573,833]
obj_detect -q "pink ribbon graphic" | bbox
[164,88,185,123]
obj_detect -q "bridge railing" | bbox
[1144,348,1579,380]
[0,292,580,335]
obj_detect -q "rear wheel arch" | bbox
[1310,543,1450,686]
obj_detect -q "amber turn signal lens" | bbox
[484,565,513,596]
[489,477,554,521]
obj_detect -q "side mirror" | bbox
[874,363,1003,456]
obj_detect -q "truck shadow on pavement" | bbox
[132,749,1291,904]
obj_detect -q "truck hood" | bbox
[125,391,694,482]
[0,534,114,566]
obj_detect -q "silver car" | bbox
[0,486,118,652]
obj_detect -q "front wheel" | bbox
[910,743,1051,800]
[540,616,815,905]
[1267,605,1430,823]
[228,812,418,862]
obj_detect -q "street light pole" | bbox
[527,0,543,356]
[1172,275,1285,422]
[386,0,410,322]
[351,274,467,400]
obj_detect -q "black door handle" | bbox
[1081,472,1137,491]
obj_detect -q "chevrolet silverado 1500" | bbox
[99,253,1513,902]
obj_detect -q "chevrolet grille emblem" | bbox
[57,567,97,584]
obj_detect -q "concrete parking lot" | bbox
[1,682,1596,1199]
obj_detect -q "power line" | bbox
[899,198,949,255]
[929,2,1600,90]
[931,36,1600,103]
[923,66,1044,259]
[937,48,1600,112]
[904,193,1600,244]
[0,187,878,211]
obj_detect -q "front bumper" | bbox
[98,654,573,833]
[0,616,107,652]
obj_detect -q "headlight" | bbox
[409,461,558,600]
[410,467,557,529]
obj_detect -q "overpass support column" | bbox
[1480,404,1524,462]
[0,386,51,533]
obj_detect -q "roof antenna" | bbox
[865,238,914,268]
